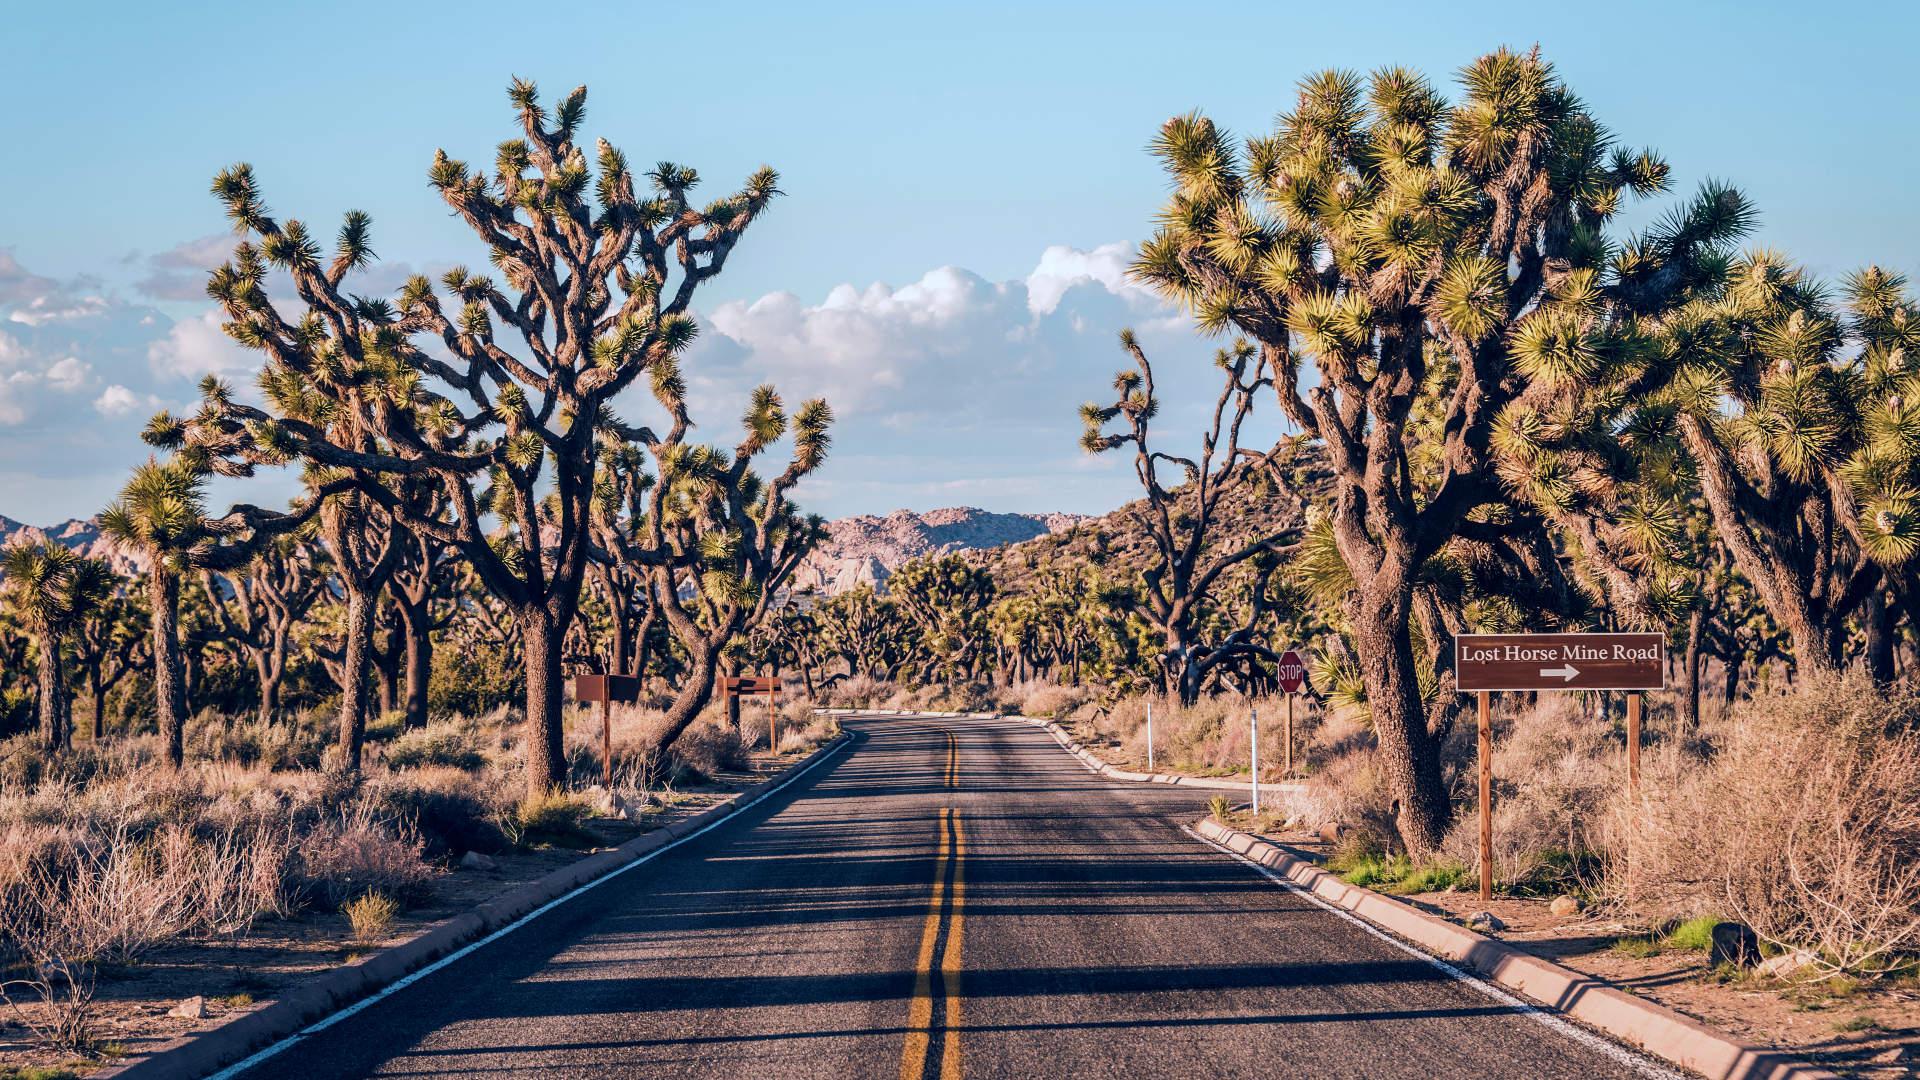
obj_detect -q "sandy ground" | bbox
[0,743,821,1077]
[1246,824,1920,1079]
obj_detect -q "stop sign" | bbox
[1277,649,1306,694]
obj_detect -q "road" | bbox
[230,713,1668,1079]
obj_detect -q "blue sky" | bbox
[2,0,1914,524]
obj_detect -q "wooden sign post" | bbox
[1276,649,1306,776]
[724,676,783,753]
[573,674,642,790]
[1455,633,1665,902]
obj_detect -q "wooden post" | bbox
[768,685,777,753]
[1478,690,1492,902]
[1627,691,1641,795]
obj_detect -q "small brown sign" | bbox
[725,677,783,694]
[574,674,642,703]
[1455,633,1665,692]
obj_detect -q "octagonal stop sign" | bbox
[1277,649,1305,694]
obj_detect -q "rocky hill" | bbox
[0,515,147,575]
[790,507,1094,595]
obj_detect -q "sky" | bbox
[1,0,1915,525]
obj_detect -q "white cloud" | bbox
[94,384,161,417]
[8,294,114,327]
[45,356,91,391]
[147,310,256,379]
[631,242,1285,519]
[1024,242,1146,316]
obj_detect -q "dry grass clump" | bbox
[1628,672,1920,978]
[343,892,400,943]
[1437,694,1617,891]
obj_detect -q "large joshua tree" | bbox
[1132,49,1754,853]
[184,79,825,793]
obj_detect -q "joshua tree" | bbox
[1,543,113,749]
[101,454,338,767]
[70,585,148,739]
[1663,258,1919,676]
[1080,334,1305,701]
[888,554,998,682]
[1130,50,1752,853]
[201,532,327,726]
[185,79,819,793]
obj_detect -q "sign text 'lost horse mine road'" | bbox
[1454,633,1666,692]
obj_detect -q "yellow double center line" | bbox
[902,807,965,1080]
[902,720,964,1080]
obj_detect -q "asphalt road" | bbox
[232,714,1667,1079]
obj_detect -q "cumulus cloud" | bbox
[147,310,257,379]
[45,356,91,391]
[94,384,162,417]
[1024,242,1149,316]
[631,242,1286,518]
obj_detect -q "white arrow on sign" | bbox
[1540,664,1580,681]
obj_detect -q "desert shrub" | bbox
[365,712,407,744]
[508,792,599,849]
[343,893,400,942]
[428,647,525,718]
[368,767,511,858]
[916,681,996,714]
[297,805,435,910]
[1439,695,1616,892]
[1021,683,1091,719]
[386,726,486,772]
[1633,672,1920,978]
[821,674,900,711]
[672,717,750,777]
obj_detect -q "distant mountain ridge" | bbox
[0,514,147,575]
[0,507,1087,594]
[791,507,1094,595]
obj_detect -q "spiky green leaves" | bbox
[740,385,787,453]
[790,398,833,474]
[1434,255,1506,341]
[211,163,269,235]
[1286,290,1374,359]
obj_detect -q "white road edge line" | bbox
[205,737,855,1080]
[1182,826,1686,1080]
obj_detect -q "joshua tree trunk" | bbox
[521,615,568,790]
[1682,606,1705,729]
[337,589,374,769]
[398,595,432,729]
[148,570,187,768]
[34,633,70,751]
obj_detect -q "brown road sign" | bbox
[574,674,642,703]
[725,677,783,693]
[1455,633,1665,692]
[1277,649,1306,694]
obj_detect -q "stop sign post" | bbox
[1277,649,1305,776]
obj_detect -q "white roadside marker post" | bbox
[1146,702,1154,773]
[1250,707,1259,818]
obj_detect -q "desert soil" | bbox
[0,743,823,1077]
[1245,824,1920,1079]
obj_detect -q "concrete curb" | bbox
[1018,715,1310,795]
[1193,818,1837,1080]
[95,732,855,1080]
